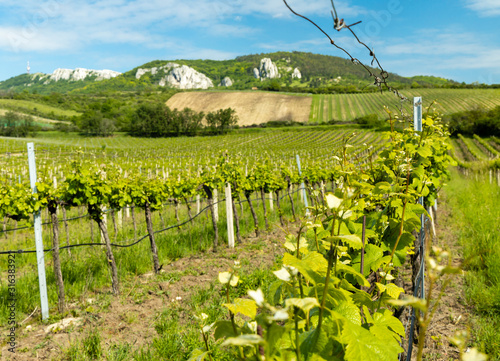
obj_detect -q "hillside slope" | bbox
[166,91,312,126]
[0,52,459,95]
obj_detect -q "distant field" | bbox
[0,99,80,118]
[164,89,500,125]
[310,88,500,122]
[166,91,312,126]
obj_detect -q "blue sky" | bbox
[0,0,499,84]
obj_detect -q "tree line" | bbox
[444,105,500,137]
[78,103,238,137]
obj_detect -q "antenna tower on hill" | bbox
[27,61,30,75]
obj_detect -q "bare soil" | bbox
[166,91,312,126]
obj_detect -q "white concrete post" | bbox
[213,188,219,222]
[27,143,49,320]
[225,184,235,248]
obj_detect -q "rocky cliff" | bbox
[46,68,121,82]
[253,58,280,79]
[135,63,213,89]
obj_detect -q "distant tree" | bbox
[0,111,37,137]
[129,103,168,136]
[177,107,205,136]
[444,105,500,137]
[206,108,238,134]
[129,103,205,137]
[79,110,116,137]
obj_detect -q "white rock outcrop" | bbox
[50,68,121,82]
[259,58,280,79]
[219,76,233,87]
[165,65,213,89]
[292,68,302,79]
[253,58,281,79]
[136,63,213,89]
[135,62,179,79]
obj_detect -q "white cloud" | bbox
[377,28,500,83]
[465,0,500,16]
[0,0,366,53]
[0,26,76,52]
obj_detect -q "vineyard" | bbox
[1,127,384,318]
[449,133,500,179]
[0,102,474,361]
[309,88,500,122]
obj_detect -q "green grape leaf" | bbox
[187,349,210,361]
[223,298,257,319]
[300,327,328,356]
[285,298,320,314]
[222,334,265,347]
[341,322,403,361]
[214,321,238,340]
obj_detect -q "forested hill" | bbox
[0,51,459,95]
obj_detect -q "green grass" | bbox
[0,99,81,118]
[446,170,500,358]
[310,89,500,122]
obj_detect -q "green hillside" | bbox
[0,51,459,95]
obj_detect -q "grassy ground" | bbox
[445,169,500,359]
[0,99,80,119]
[0,190,299,360]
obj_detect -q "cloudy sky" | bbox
[0,0,499,84]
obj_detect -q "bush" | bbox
[0,111,37,137]
[354,113,384,128]
[444,105,500,137]
[129,103,205,137]
[206,108,238,134]
[79,110,116,137]
[54,121,78,133]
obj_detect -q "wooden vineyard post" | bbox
[48,202,65,313]
[203,185,218,250]
[245,191,260,237]
[144,202,161,274]
[196,194,201,214]
[269,192,274,211]
[27,142,49,320]
[296,155,309,216]
[225,184,235,248]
